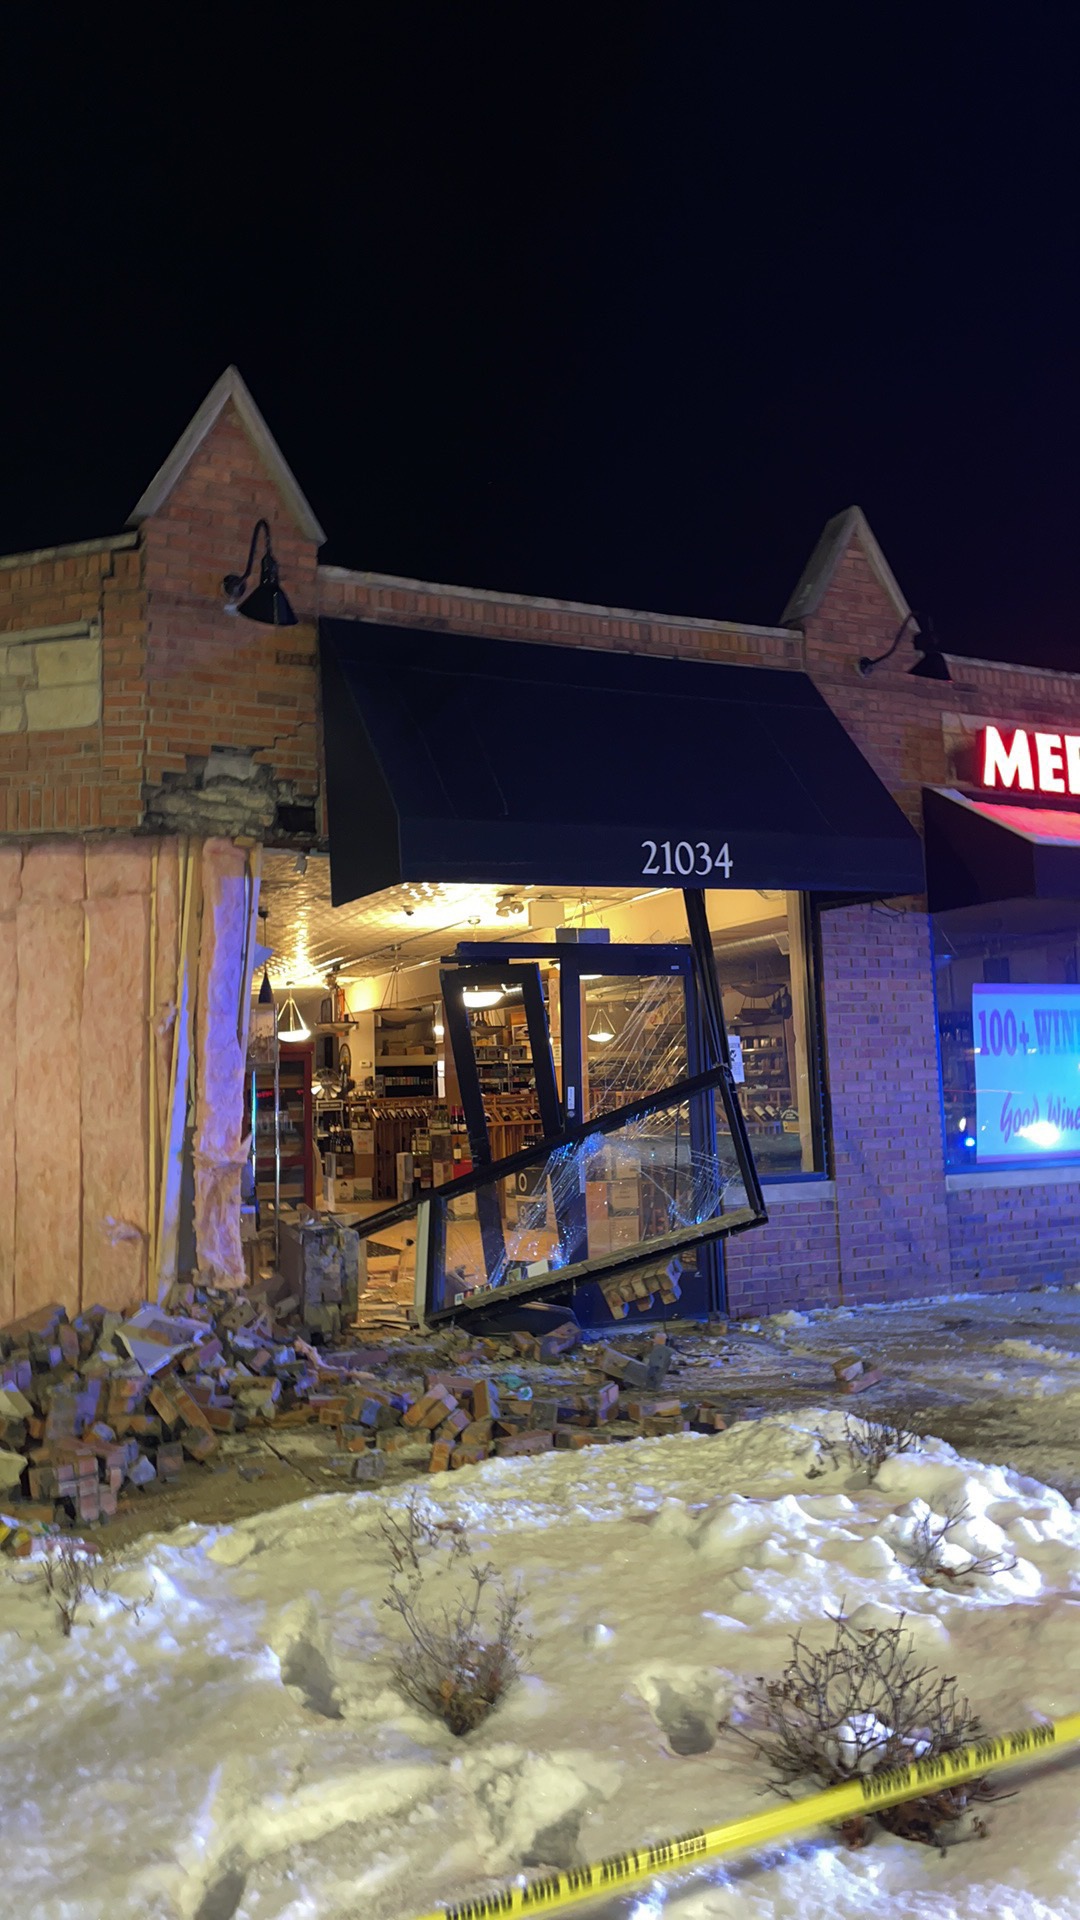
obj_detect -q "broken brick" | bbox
[494,1431,554,1457]
[471,1379,499,1421]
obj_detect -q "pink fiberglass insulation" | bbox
[152,839,181,1161]
[81,843,152,1310]
[15,846,85,1314]
[192,839,250,1288]
[0,848,21,1321]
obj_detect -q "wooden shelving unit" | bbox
[254,1046,314,1210]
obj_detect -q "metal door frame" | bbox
[446,937,727,1312]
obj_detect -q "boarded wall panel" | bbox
[80,877,151,1311]
[15,900,84,1312]
[0,849,22,1322]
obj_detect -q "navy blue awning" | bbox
[320,619,925,906]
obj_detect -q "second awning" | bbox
[925,787,1080,911]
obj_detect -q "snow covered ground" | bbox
[3,1412,1080,1920]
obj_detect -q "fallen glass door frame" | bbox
[360,1060,764,1324]
[353,890,767,1326]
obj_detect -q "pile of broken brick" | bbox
[357,1322,728,1484]
[0,1283,733,1544]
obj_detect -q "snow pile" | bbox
[2,1410,1080,1918]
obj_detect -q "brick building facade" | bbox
[3,367,1079,1320]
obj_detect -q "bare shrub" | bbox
[40,1537,151,1637]
[731,1612,996,1849]
[843,1419,920,1479]
[379,1495,469,1576]
[907,1500,1018,1586]
[806,1421,919,1483]
[380,1491,526,1736]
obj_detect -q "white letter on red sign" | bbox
[981,725,1034,790]
[1035,732,1066,793]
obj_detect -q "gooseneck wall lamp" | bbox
[222,519,298,627]
[857,610,951,682]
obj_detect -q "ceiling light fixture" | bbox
[588,1007,616,1044]
[462,986,504,1009]
[222,519,298,627]
[277,993,311,1042]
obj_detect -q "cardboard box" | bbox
[588,1219,613,1256]
[609,1214,641,1250]
[585,1182,609,1222]
[608,1178,639,1214]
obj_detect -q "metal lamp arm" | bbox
[857,610,917,677]
[223,519,271,599]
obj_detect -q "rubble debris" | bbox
[2,1278,886,1538]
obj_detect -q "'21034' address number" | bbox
[642,839,734,878]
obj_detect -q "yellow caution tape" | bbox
[410,1711,1080,1920]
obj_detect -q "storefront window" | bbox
[712,892,823,1178]
[933,899,1080,1171]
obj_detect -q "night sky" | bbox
[3,9,1078,665]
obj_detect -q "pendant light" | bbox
[222,519,298,627]
[462,986,504,1009]
[278,992,311,1043]
[588,1006,616,1044]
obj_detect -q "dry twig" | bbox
[40,1538,151,1637]
[907,1500,1018,1585]
[843,1419,920,1479]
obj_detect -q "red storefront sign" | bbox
[978,724,1080,796]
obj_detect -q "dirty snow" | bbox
[2,1412,1080,1920]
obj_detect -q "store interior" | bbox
[251,860,819,1274]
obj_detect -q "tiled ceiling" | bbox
[258,852,650,988]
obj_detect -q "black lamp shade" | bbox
[237,552,298,627]
[908,647,951,681]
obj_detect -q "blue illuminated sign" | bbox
[973,983,1080,1161]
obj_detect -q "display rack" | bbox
[373,1006,438,1098]
[255,1046,314,1210]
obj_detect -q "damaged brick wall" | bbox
[0,537,145,832]
[140,401,322,836]
[0,399,322,844]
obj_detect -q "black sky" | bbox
[2,7,1078,664]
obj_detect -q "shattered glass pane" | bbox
[429,1078,752,1316]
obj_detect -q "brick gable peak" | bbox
[782,505,913,631]
[126,365,326,545]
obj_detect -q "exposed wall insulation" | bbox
[81,843,152,1309]
[192,838,255,1289]
[0,834,260,1321]
[15,846,85,1313]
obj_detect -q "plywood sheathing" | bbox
[192,838,250,1288]
[15,845,85,1313]
[0,847,22,1322]
[81,842,152,1309]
